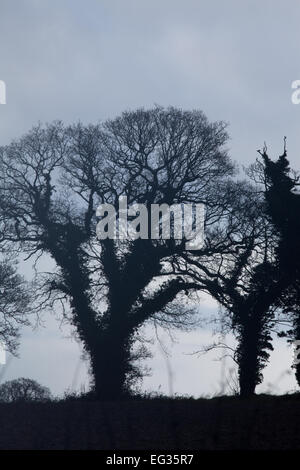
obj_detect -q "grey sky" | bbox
[0,0,299,396]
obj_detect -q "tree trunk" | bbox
[239,351,258,397]
[91,327,133,400]
[237,316,261,397]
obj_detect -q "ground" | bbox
[0,395,300,450]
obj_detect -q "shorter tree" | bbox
[0,378,52,403]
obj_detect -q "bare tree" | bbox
[0,107,245,399]
[0,378,51,402]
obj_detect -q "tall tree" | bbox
[260,143,300,385]
[0,107,245,399]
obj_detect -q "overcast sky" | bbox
[0,0,300,397]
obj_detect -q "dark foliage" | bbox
[260,145,300,384]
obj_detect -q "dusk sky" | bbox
[1,0,300,397]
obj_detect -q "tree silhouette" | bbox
[260,144,300,385]
[0,107,245,399]
[0,378,51,402]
